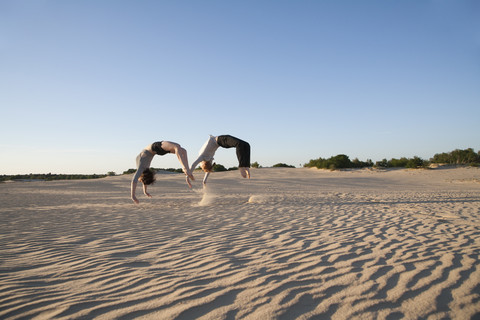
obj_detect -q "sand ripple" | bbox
[1,168,480,319]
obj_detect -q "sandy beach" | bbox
[1,167,479,319]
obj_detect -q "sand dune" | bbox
[1,167,479,319]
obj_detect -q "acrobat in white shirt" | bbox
[190,135,251,185]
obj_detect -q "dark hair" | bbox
[139,168,156,185]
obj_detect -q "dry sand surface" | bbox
[1,167,480,319]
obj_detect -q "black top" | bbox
[151,141,170,156]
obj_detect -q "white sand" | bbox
[1,167,479,319]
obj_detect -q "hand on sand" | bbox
[132,196,139,204]
[183,168,195,181]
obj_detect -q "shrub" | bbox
[375,159,388,168]
[0,173,107,181]
[352,158,373,168]
[405,156,424,168]
[431,148,480,165]
[213,164,228,172]
[388,158,409,168]
[328,154,352,169]
[374,156,429,169]
[304,154,361,170]
[273,163,295,168]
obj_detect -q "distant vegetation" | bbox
[211,164,239,172]
[430,148,480,166]
[374,156,426,169]
[0,173,108,182]
[212,164,227,172]
[304,148,480,170]
[304,155,373,170]
[273,163,296,168]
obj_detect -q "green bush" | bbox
[329,155,352,169]
[304,154,364,170]
[0,173,107,182]
[213,164,228,172]
[375,159,388,168]
[374,156,428,168]
[352,158,373,168]
[388,158,409,168]
[431,148,480,165]
[405,156,425,168]
[273,163,295,168]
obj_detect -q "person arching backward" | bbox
[190,135,251,185]
[131,141,194,204]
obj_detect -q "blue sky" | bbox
[1,0,479,174]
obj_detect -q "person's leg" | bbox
[236,140,250,168]
[216,135,238,148]
[217,135,250,166]
[237,141,251,179]
[239,167,250,179]
[217,135,251,178]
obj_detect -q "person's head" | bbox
[139,168,156,185]
[200,160,214,173]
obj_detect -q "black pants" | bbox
[216,135,251,167]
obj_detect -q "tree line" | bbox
[304,148,480,170]
[0,173,111,182]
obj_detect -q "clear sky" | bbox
[1,0,479,175]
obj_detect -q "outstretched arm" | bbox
[131,179,151,204]
[203,171,211,186]
[185,175,192,188]
[176,147,195,186]
[190,156,203,173]
[188,156,204,188]
[143,183,152,198]
[131,180,139,204]
[176,147,193,178]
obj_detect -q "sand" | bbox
[1,167,479,319]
